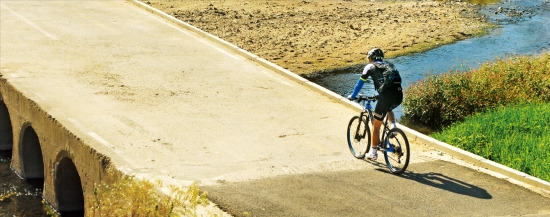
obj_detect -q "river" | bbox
[1,0,549,215]
[307,0,550,120]
[0,151,47,216]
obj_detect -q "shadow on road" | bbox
[376,168,493,199]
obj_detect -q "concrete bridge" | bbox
[0,0,360,213]
[1,0,549,216]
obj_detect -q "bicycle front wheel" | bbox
[383,128,410,174]
[347,116,371,159]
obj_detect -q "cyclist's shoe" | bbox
[366,147,378,161]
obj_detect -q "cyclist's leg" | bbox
[386,91,403,129]
[372,98,391,148]
[387,110,395,126]
[371,118,383,149]
[367,118,382,160]
[367,98,390,160]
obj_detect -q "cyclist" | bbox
[347,48,403,160]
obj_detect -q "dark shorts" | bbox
[374,90,403,121]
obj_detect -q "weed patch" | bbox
[86,177,211,217]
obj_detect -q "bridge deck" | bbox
[0,0,360,184]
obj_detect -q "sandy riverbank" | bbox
[142,0,491,75]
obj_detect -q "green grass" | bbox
[403,53,550,129]
[432,103,550,182]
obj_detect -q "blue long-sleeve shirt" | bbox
[349,78,365,99]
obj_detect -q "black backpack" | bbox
[374,61,402,93]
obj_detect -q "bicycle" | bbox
[346,94,410,174]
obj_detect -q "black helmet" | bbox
[367,48,384,60]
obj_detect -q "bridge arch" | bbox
[54,154,85,215]
[0,99,13,150]
[19,124,44,179]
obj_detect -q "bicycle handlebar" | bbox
[350,94,378,103]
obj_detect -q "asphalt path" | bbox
[1,1,549,216]
[204,160,550,217]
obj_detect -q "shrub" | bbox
[432,103,550,182]
[403,53,550,129]
[86,177,210,217]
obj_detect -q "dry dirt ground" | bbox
[142,0,491,75]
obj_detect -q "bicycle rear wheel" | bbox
[347,116,371,159]
[383,128,410,174]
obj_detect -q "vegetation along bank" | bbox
[404,53,549,182]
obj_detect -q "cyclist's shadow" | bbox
[375,167,492,199]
